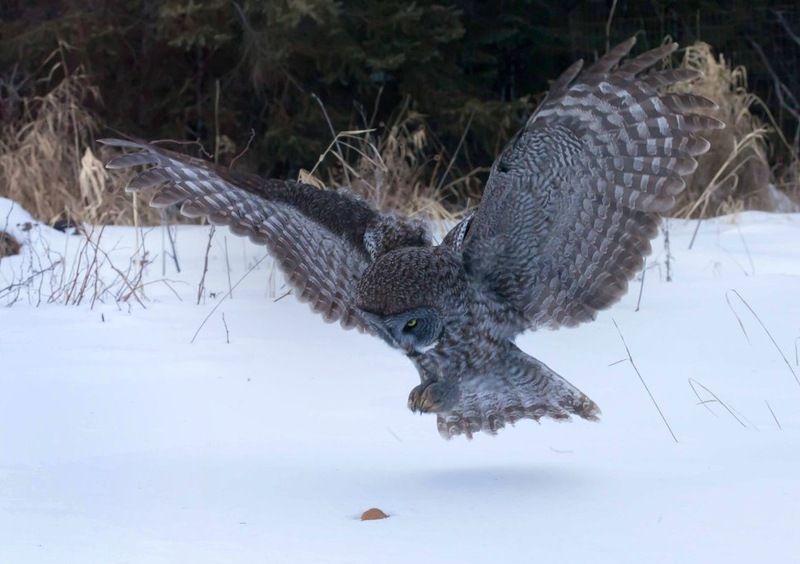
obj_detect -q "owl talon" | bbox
[407,382,429,412]
[408,381,449,413]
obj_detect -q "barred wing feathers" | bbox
[101,139,430,332]
[463,38,724,330]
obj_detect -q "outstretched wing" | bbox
[100,138,430,332]
[460,38,723,331]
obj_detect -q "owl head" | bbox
[355,247,464,354]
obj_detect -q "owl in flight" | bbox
[103,37,722,439]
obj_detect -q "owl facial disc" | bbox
[359,307,442,355]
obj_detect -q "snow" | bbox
[1,199,799,563]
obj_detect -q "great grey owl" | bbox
[102,37,722,439]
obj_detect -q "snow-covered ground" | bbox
[2,197,799,563]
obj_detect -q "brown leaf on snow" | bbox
[360,507,389,521]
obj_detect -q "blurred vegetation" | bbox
[1,0,800,222]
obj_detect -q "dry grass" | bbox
[1,60,474,230]
[772,146,800,211]
[0,230,20,257]
[0,221,152,308]
[673,41,775,218]
[303,104,480,226]
[317,41,796,223]
[349,111,478,221]
[0,58,155,227]
[3,40,796,233]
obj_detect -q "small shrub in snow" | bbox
[0,230,20,257]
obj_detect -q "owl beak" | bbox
[359,311,398,348]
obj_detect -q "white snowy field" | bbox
[1,196,800,563]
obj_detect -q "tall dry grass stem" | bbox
[674,42,778,218]
[0,55,159,226]
[725,289,799,387]
[612,319,678,443]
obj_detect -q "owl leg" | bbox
[407,354,458,413]
[408,380,456,413]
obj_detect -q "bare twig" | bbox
[76,225,106,307]
[765,400,782,430]
[688,217,704,250]
[308,128,376,179]
[165,223,180,273]
[688,378,746,427]
[749,39,800,123]
[436,111,474,191]
[92,234,150,308]
[312,93,350,186]
[731,404,759,431]
[684,141,762,224]
[687,378,718,417]
[229,128,255,170]
[725,290,751,343]
[605,0,619,53]
[735,225,755,276]
[141,278,184,301]
[224,235,233,299]
[773,10,800,47]
[613,319,678,443]
[190,253,269,344]
[197,226,215,305]
[369,85,384,129]
[0,260,62,296]
[221,312,230,344]
[664,220,672,282]
[161,221,166,276]
[214,79,221,164]
[386,426,403,443]
[274,289,292,302]
[726,289,799,387]
[635,258,646,312]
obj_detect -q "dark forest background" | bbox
[2,0,800,222]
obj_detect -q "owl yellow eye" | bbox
[405,319,418,329]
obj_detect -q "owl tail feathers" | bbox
[436,346,600,439]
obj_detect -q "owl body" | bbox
[103,37,723,438]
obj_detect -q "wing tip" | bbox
[97,137,147,149]
[620,35,638,51]
[97,137,122,146]
[707,116,726,130]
